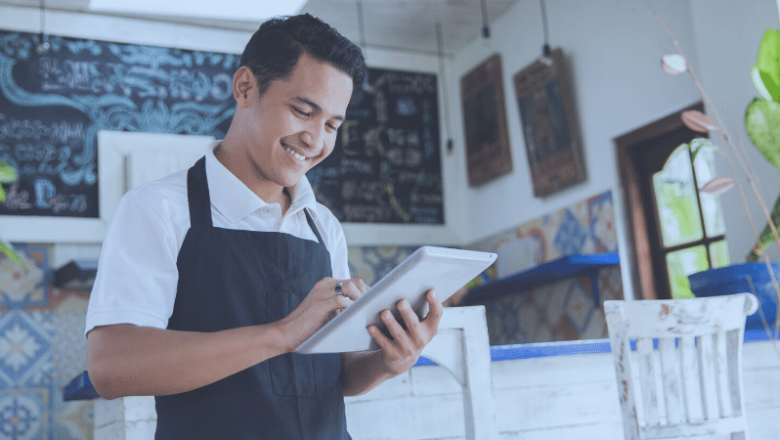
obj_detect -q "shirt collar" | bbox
[205,142,319,223]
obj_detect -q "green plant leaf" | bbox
[752,66,780,101]
[0,160,18,183]
[757,29,780,100]
[0,184,5,202]
[748,191,780,261]
[0,240,29,274]
[745,98,780,171]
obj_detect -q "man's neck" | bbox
[214,141,292,215]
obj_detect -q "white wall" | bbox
[0,5,464,255]
[687,0,780,264]
[447,0,705,300]
[4,0,778,269]
[446,0,780,297]
[450,0,703,246]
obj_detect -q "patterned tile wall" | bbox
[0,243,423,440]
[469,191,619,267]
[0,244,93,440]
[347,246,418,286]
[466,190,624,345]
[344,192,623,345]
[0,243,417,440]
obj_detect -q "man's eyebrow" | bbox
[292,96,345,121]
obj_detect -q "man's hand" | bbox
[278,277,369,352]
[368,289,443,376]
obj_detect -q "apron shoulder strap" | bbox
[186,157,213,229]
[303,208,325,246]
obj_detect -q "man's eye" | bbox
[327,123,338,130]
[293,107,310,117]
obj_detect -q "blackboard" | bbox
[0,30,238,218]
[307,68,444,224]
[0,31,444,224]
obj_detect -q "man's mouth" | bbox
[282,143,307,162]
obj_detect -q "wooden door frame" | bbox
[614,102,704,300]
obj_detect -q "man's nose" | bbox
[300,124,324,149]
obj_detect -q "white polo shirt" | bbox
[85,143,350,336]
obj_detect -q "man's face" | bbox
[239,53,353,190]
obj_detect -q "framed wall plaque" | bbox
[514,48,586,197]
[461,54,512,187]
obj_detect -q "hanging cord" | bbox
[540,0,550,56]
[357,1,368,61]
[36,0,50,54]
[435,22,454,154]
[480,0,490,39]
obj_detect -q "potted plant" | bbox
[745,29,780,263]
[686,29,780,331]
[652,9,780,331]
[0,159,29,272]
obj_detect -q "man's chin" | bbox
[278,174,304,188]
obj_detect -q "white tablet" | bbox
[295,246,497,354]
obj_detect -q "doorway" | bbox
[615,103,728,299]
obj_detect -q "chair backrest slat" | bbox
[637,337,660,426]
[727,329,743,417]
[658,337,685,425]
[679,335,704,423]
[714,331,733,419]
[699,333,720,420]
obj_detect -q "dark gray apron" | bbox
[155,157,349,439]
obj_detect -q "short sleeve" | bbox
[85,189,180,337]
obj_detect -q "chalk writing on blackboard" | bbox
[307,68,444,224]
[0,31,238,218]
[0,32,443,225]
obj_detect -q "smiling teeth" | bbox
[283,145,306,161]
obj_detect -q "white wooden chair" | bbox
[604,293,758,440]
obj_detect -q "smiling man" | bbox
[84,14,443,440]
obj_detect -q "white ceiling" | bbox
[0,0,522,56]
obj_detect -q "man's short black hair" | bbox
[240,13,367,97]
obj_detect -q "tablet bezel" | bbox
[295,246,497,354]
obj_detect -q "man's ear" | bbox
[233,66,255,107]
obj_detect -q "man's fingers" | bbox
[380,309,409,344]
[368,325,393,352]
[396,300,423,342]
[341,281,361,301]
[422,290,443,333]
[332,278,368,301]
[423,290,442,320]
[354,278,370,295]
[331,294,353,310]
